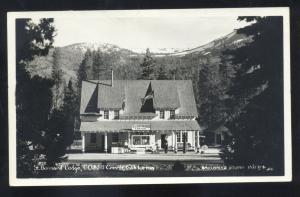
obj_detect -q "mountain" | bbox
[25,29,251,119]
[152,30,250,57]
[27,41,142,81]
[64,42,138,56]
[26,30,250,83]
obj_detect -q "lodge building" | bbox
[79,77,203,154]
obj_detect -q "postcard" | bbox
[8,8,291,186]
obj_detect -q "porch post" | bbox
[193,131,196,152]
[174,132,178,153]
[197,131,200,153]
[172,131,175,152]
[183,131,186,154]
[128,132,130,148]
[104,132,108,153]
[81,133,85,153]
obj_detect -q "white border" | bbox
[8,7,292,186]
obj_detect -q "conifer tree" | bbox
[140,48,155,79]
[223,17,284,173]
[51,48,63,109]
[61,80,77,147]
[77,49,93,89]
[92,50,106,80]
[16,18,56,177]
[156,65,168,80]
[198,60,228,128]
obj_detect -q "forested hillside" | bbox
[26,30,250,130]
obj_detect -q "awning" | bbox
[80,120,203,133]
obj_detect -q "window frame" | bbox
[159,110,165,119]
[112,133,119,143]
[131,135,150,147]
[104,110,109,119]
[114,110,119,119]
[170,109,175,119]
[176,132,182,143]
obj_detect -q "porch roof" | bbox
[80,120,203,132]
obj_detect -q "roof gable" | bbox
[80,80,198,117]
[80,81,97,114]
[175,80,198,116]
[97,81,124,109]
[151,81,180,109]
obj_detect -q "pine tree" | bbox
[46,80,77,164]
[16,18,56,177]
[198,60,228,130]
[139,48,155,80]
[51,48,63,109]
[77,49,93,89]
[156,65,168,80]
[223,17,284,173]
[61,80,77,147]
[92,50,106,80]
[16,18,55,63]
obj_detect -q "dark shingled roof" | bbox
[80,120,203,132]
[80,80,198,117]
[80,81,98,113]
[97,81,124,109]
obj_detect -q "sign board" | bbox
[132,124,151,131]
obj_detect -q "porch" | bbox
[77,120,204,154]
[76,130,203,154]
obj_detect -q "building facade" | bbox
[79,79,203,153]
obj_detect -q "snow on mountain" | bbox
[63,42,137,55]
[157,30,250,57]
[72,42,120,52]
[57,30,249,58]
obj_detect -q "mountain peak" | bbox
[65,42,122,53]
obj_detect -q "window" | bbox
[104,110,109,119]
[176,132,182,142]
[132,135,150,146]
[170,110,175,119]
[159,110,165,119]
[90,133,97,143]
[114,110,119,119]
[112,133,119,143]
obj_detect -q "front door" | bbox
[161,134,166,149]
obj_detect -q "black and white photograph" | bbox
[7,8,291,186]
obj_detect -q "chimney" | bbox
[111,69,114,87]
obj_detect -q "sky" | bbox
[50,16,251,52]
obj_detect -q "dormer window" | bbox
[114,110,119,119]
[170,110,175,119]
[104,110,109,119]
[159,110,165,119]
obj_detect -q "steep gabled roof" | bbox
[80,80,198,117]
[151,81,180,109]
[80,81,98,114]
[97,81,124,109]
[175,80,198,116]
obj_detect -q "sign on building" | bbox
[132,124,151,131]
